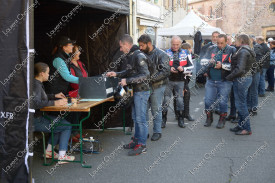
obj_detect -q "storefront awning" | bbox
[58,0,130,14]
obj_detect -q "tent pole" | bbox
[28,0,34,182]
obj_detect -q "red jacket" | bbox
[69,60,88,97]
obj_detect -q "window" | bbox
[209,6,213,18]
[269,2,275,13]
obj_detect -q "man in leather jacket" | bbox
[106,34,150,156]
[247,35,264,115]
[226,34,256,135]
[162,36,194,128]
[138,34,170,141]
[202,34,236,129]
[256,36,272,93]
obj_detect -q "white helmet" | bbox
[268,38,274,42]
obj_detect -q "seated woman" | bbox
[33,62,75,164]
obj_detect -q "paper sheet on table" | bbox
[79,99,104,102]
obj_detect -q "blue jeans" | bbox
[132,91,150,145]
[233,76,252,132]
[266,65,275,88]
[147,85,166,134]
[163,81,185,112]
[247,72,260,111]
[258,68,267,95]
[204,79,232,113]
[34,115,72,151]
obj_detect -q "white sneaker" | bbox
[58,155,75,164]
[44,150,59,159]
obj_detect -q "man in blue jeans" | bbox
[138,34,170,141]
[247,36,265,115]
[203,34,236,128]
[107,34,150,156]
[257,36,271,95]
[226,34,256,135]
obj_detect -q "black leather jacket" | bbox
[145,46,170,89]
[226,45,256,81]
[252,42,264,73]
[260,43,270,69]
[116,45,150,92]
[203,45,236,80]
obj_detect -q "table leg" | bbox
[80,111,92,168]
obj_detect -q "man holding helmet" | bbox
[202,34,236,129]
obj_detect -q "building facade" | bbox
[188,0,275,41]
[131,0,188,45]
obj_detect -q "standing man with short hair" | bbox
[162,36,194,128]
[203,34,236,129]
[256,36,271,94]
[138,34,170,141]
[106,34,150,156]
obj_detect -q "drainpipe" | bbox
[132,0,137,44]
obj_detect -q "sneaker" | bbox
[235,130,252,135]
[58,155,75,164]
[151,133,161,141]
[258,94,265,97]
[123,138,138,149]
[128,144,147,156]
[44,150,59,159]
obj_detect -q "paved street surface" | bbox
[33,86,275,183]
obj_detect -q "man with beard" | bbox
[106,34,150,156]
[137,34,170,141]
[162,36,194,128]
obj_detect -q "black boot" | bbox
[204,111,213,127]
[177,111,186,128]
[173,91,178,120]
[265,87,274,92]
[161,111,167,128]
[216,113,227,129]
[184,90,194,121]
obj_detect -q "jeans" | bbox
[132,91,150,145]
[204,79,233,113]
[233,76,252,132]
[147,85,166,134]
[258,68,267,95]
[34,115,72,151]
[266,65,275,88]
[163,81,185,112]
[247,72,260,111]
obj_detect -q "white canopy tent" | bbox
[158,10,224,40]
